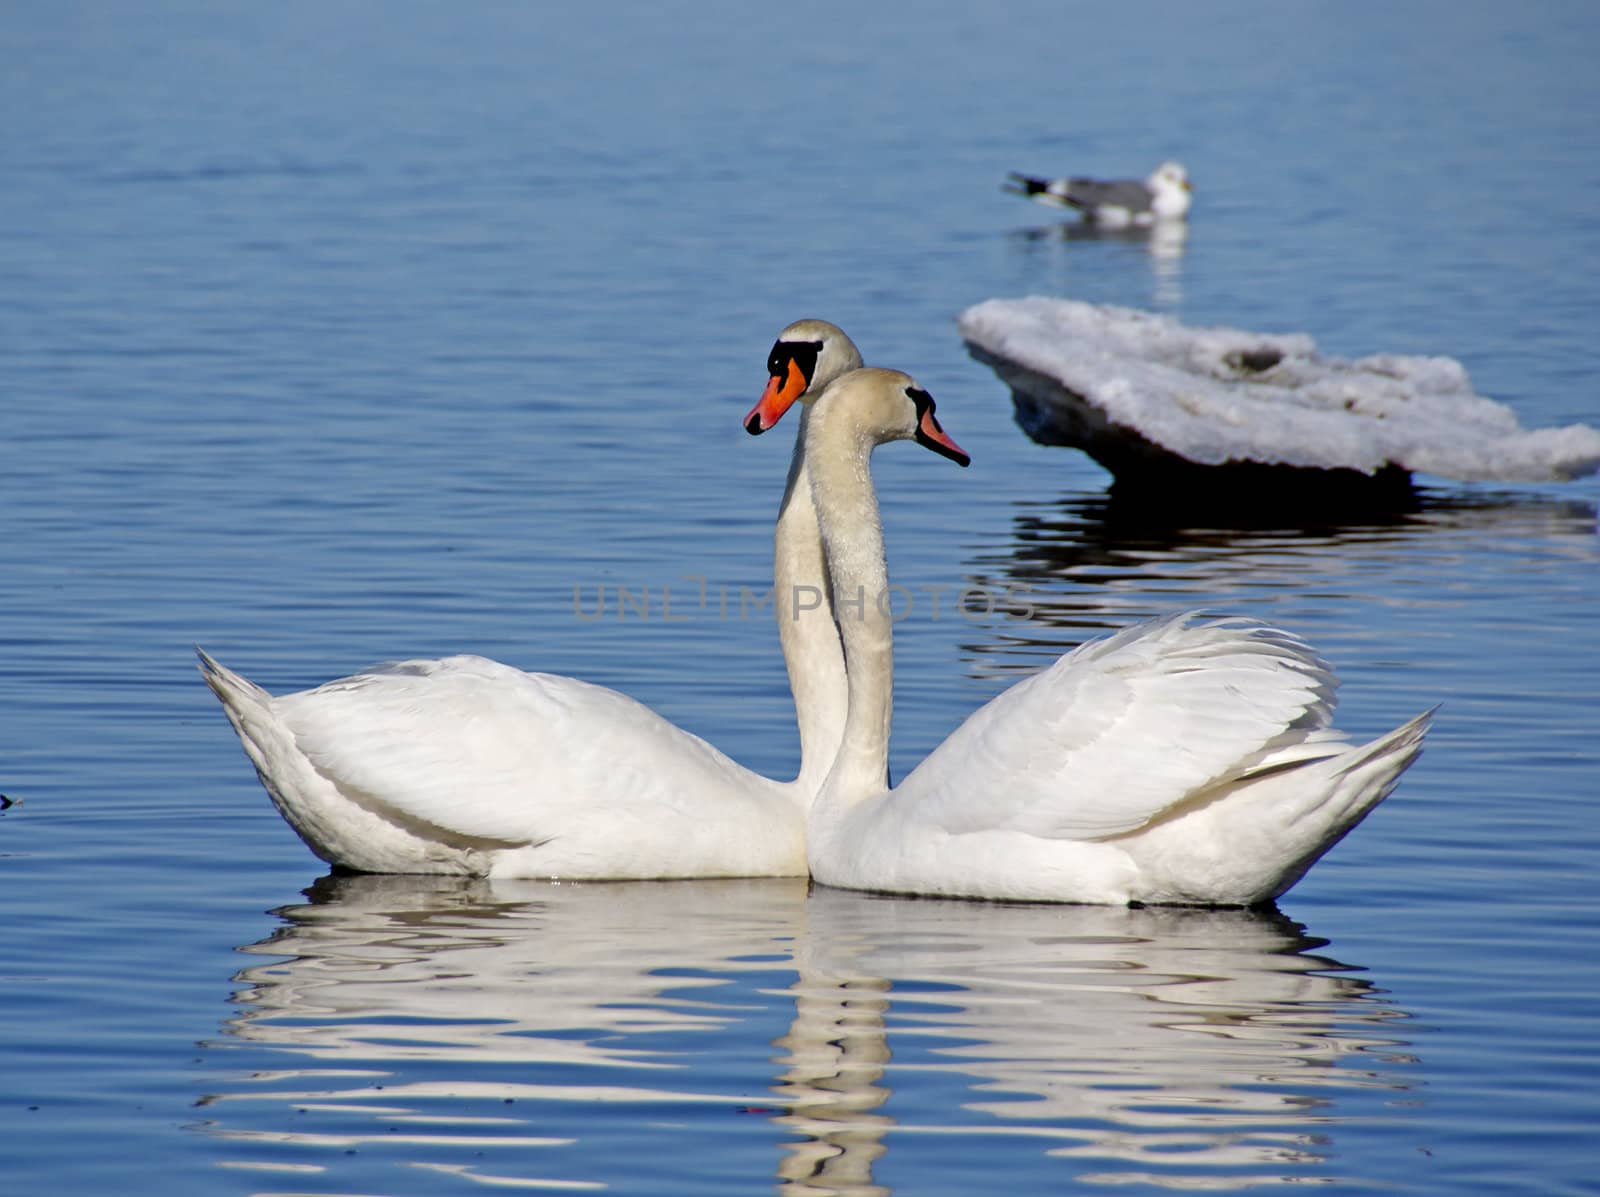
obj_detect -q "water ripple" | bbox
[200,876,1422,1193]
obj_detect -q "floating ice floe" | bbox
[959,297,1600,495]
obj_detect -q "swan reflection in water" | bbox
[202,875,1420,1192]
[775,889,1418,1194]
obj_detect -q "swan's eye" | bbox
[787,341,822,386]
[906,386,935,416]
[766,339,824,385]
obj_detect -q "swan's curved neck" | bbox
[806,414,893,805]
[773,406,847,797]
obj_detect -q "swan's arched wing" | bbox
[279,656,757,845]
[897,614,1342,840]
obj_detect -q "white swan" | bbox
[198,321,889,879]
[775,366,1431,906]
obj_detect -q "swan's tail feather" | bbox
[196,650,357,868]
[196,648,290,790]
[196,647,271,711]
[197,648,306,822]
[1319,706,1434,835]
[1251,706,1434,903]
[196,648,283,763]
[1136,706,1434,906]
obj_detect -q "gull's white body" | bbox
[200,324,866,880]
[800,369,1430,906]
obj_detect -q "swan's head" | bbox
[744,318,865,435]
[811,367,971,467]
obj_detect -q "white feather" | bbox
[800,369,1431,906]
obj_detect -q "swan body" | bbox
[200,651,805,877]
[200,320,870,880]
[1004,160,1192,226]
[787,367,1429,906]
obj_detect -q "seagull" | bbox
[1003,161,1192,227]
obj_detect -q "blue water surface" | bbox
[2,2,1598,1194]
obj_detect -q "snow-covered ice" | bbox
[959,297,1600,486]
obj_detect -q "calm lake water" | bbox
[3,3,1598,1194]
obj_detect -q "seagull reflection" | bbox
[1008,220,1188,306]
[201,875,1420,1192]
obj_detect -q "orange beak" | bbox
[744,359,809,435]
[915,406,970,467]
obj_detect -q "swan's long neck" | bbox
[773,406,847,798]
[806,414,893,807]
